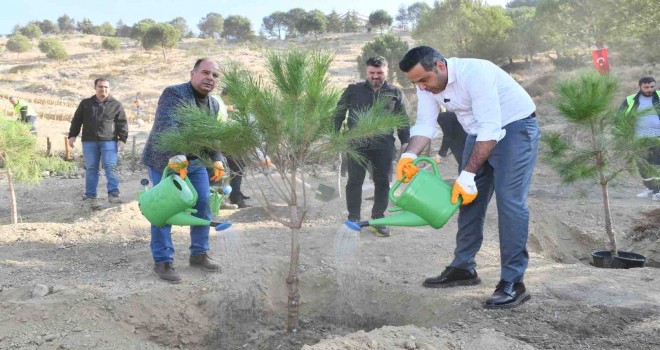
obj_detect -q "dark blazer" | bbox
[141,82,221,171]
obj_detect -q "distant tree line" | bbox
[411,0,658,65]
[4,0,658,66]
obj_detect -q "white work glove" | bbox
[451,170,477,205]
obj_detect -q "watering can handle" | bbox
[389,156,439,204]
[161,166,198,203]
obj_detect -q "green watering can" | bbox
[344,156,461,231]
[137,168,232,231]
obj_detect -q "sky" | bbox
[0,0,509,36]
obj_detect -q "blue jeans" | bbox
[147,165,211,263]
[82,141,120,198]
[450,115,540,283]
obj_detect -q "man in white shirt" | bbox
[397,46,540,309]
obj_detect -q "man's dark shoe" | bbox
[82,195,102,210]
[370,225,390,237]
[154,262,181,284]
[423,266,481,288]
[230,199,251,208]
[108,193,123,203]
[189,253,220,272]
[484,281,531,309]
[220,202,239,209]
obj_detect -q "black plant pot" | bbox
[591,250,647,269]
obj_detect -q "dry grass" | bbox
[0,33,656,127]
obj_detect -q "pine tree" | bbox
[542,71,660,258]
[0,118,75,224]
[155,50,407,331]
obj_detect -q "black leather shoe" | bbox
[484,280,531,309]
[230,199,251,208]
[423,266,481,288]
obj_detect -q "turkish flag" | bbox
[592,48,610,74]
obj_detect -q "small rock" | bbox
[383,256,392,263]
[367,339,378,348]
[404,340,417,350]
[479,328,494,335]
[44,334,57,342]
[31,284,50,298]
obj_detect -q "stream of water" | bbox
[334,224,361,326]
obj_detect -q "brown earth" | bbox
[1,33,659,350]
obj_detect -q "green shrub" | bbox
[47,45,69,61]
[102,37,121,51]
[6,34,32,57]
[38,37,62,54]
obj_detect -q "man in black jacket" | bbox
[334,56,410,237]
[68,78,128,205]
[437,111,467,170]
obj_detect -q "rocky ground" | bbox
[1,117,659,350]
[1,31,659,350]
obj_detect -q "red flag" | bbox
[591,48,610,74]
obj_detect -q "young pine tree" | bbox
[156,50,407,330]
[542,70,660,257]
[0,118,75,224]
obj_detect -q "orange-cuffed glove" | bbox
[259,155,274,169]
[451,170,478,205]
[168,155,189,180]
[209,161,225,182]
[395,153,419,183]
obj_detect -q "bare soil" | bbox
[1,33,659,350]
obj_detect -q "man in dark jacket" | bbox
[68,78,128,205]
[437,111,467,170]
[334,56,410,237]
[141,58,225,283]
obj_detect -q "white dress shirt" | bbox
[411,57,536,142]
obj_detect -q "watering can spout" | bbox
[165,212,216,227]
[369,210,429,227]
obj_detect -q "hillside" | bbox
[1,33,659,350]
